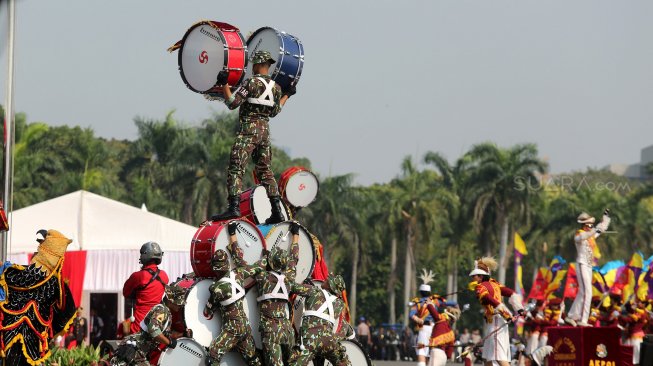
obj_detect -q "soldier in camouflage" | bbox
[252,221,310,366]
[110,284,189,366]
[203,221,266,366]
[290,274,351,366]
[211,50,296,224]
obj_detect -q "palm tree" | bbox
[465,143,547,284]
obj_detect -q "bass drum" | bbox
[240,185,290,225]
[168,278,218,348]
[190,219,265,285]
[307,340,372,366]
[257,221,315,283]
[246,27,304,91]
[158,337,206,366]
[278,167,319,209]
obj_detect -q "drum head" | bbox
[251,185,272,224]
[184,279,222,347]
[284,170,319,208]
[257,222,315,283]
[246,28,281,78]
[208,220,265,287]
[158,337,206,366]
[180,23,226,92]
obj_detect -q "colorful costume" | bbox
[622,301,648,365]
[425,303,457,366]
[204,240,265,366]
[567,211,610,326]
[0,229,77,366]
[469,257,524,364]
[410,269,436,366]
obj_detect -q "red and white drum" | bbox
[257,221,315,283]
[158,337,206,366]
[190,219,265,284]
[278,167,319,209]
[240,185,290,225]
[174,21,247,98]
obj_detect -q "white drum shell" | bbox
[250,186,290,223]
[158,337,206,366]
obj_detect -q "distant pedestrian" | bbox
[357,316,372,354]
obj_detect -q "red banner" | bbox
[548,326,631,366]
[28,250,87,307]
[563,263,578,298]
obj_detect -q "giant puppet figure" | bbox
[468,257,524,366]
[565,209,610,327]
[0,230,77,365]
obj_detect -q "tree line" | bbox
[5,108,653,328]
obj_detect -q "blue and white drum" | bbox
[246,27,304,91]
[257,221,315,283]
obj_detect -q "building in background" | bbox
[605,144,653,180]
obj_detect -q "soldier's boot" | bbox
[265,196,285,225]
[211,195,241,221]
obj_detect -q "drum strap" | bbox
[218,271,246,306]
[246,77,276,107]
[303,289,338,333]
[256,271,289,302]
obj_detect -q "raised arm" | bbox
[227,222,248,268]
[286,221,301,281]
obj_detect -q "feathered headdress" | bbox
[419,269,435,292]
[469,256,498,277]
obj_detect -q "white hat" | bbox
[577,212,596,224]
[468,257,497,277]
[419,284,432,292]
[419,269,435,293]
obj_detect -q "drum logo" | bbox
[298,183,306,191]
[179,342,203,359]
[199,51,209,64]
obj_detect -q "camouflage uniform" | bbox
[204,241,265,366]
[224,51,283,198]
[290,282,351,366]
[110,304,171,366]
[253,239,308,366]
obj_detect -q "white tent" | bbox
[6,190,198,324]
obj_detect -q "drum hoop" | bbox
[178,21,228,94]
[237,32,249,87]
[342,339,373,366]
[247,26,284,79]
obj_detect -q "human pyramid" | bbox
[109,20,371,366]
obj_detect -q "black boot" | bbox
[210,195,241,221]
[265,196,285,225]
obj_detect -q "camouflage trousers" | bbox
[290,323,350,366]
[226,119,279,197]
[207,322,262,366]
[260,316,295,366]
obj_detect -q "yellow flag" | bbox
[514,232,528,255]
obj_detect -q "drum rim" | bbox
[157,336,206,364]
[262,221,315,281]
[280,168,319,208]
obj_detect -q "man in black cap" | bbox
[211,50,296,224]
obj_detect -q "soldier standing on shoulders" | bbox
[211,50,295,224]
[203,221,266,366]
[110,284,189,366]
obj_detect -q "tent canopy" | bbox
[9,190,198,253]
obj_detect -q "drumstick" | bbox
[281,231,290,242]
[235,225,253,247]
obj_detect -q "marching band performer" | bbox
[253,221,304,366]
[538,297,564,349]
[410,269,436,366]
[565,209,610,327]
[203,221,266,366]
[424,298,459,366]
[211,50,295,224]
[622,296,649,366]
[468,257,524,366]
[290,274,351,366]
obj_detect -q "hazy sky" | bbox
[1,0,651,185]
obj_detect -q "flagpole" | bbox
[2,0,17,261]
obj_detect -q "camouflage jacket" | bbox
[299,285,345,333]
[224,74,283,122]
[206,241,265,331]
[253,239,308,318]
[123,304,171,356]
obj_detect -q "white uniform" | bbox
[482,315,510,362]
[416,324,433,357]
[567,215,610,324]
[428,347,447,366]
